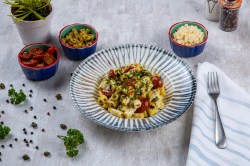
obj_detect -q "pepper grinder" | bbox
[204,0,220,21]
[219,0,242,32]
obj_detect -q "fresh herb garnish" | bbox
[57,129,84,157]
[152,96,159,102]
[0,124,11,140]
[55,93,62,100]
[8,88,26,104]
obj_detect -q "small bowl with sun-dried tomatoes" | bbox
[18,43,60,81]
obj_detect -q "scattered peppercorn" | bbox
[14,138,18,142]
[9,144,12,148]
[30,90,33,93]
[0,152,1,156]
[44,151,50,157]
[60,124,67,130]
[43,99,47,102]
[55,94,62,100]
[24,110,28,113]
[29,140,33,144]
[11,101,14,104]
[1,111,4,114]
[29,94,32,98]
[24,139,27,143]
[1,145,4,149]
[70,73,73,76]
[31,122,38,128]
[35,146,39,150]
[22,83,25,87]
[0,122,4,125]
[30,132,33,135]
[23,154,30,161]
[53,106,56,110]
[23,128,26,131]
[0,83,5,90]
[26,143,29,147]
[0,158,1,162]
[6,100,9,103]
[10,84,13,87]
[24,131,27,135]
[30,106,33,111]
[34,116,37,119]
[42,129,45,132]
[47,112,50,116]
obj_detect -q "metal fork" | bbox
[207,72,227,149]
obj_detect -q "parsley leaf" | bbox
[8,88,26,104]
[0,124,11,140]
[57,129,84,157]
[152,96,159,102]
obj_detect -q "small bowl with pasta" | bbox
[59,23,98,60]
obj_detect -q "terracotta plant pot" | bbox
[13,5,53,45]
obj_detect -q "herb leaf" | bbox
[57,129,84,157]
[8,88,26,104]
[0,124,11,140]
[152,96,159,102]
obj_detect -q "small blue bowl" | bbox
[59,23,98,61]
[168,21,208,58]
[18,43,60,81]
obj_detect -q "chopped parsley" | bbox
[152,96,159,102]
[8,88,26,104]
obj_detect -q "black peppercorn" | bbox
[6,100,9,103]
[24,131,27,135]
[9,144,12,148]
[43,99,47,102]
[0,158,2,162]
[24,110,28,113]
[10,84,13,87]
[31,132,33,135]
[29,140,33,144]
[22,83,25,87]
[26,143,29,147]
[30,90,33,93]
[42,129,45,132]
[35,146,39,150]
[70,73,73,76]
[30,106,33,111]
[0,152,1,156]
[44,151,50,157]
[34,116,37,119]
[1,111,4,114]
[0,122,3,125]
[47,112,50,116]
[14,138,18,142]
[29,94,32,98]
[60,124,67,130]
[53,106,56,110]
[24,139,27,143]
[23,128,26,131]
[23,154,30,160]
[1,145,4,148]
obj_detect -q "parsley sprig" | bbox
[57,129,84,157]
[0,124,11,140]
[8,88,26,104]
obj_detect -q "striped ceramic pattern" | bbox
[70,44,196,131]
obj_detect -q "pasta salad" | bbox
[97,64,166,118]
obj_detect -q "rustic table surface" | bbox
[0,0,250,165]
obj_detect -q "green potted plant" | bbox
[4,0,53,45]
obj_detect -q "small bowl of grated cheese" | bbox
[168,21,208,58]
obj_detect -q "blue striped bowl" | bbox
[70,44,196,131]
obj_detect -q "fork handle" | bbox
[213,99,227,149]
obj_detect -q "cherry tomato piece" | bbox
[36,62,45,68]
[27,48,44,56]
[151,76,163,88]
[109,69,115,78]
[32,53,44,60]
[100,89,112,98]
[18,52,32,60]
[124,66,134,73]
[21,59,38,67]
[43,53,56,65]
[123,79,136,87]
[136,98,150,113]
[46,47,56,55]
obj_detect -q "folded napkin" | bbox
[186,62,250,166]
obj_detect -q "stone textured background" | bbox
[0,0,249,165]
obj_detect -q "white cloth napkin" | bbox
[186,62,250,166]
